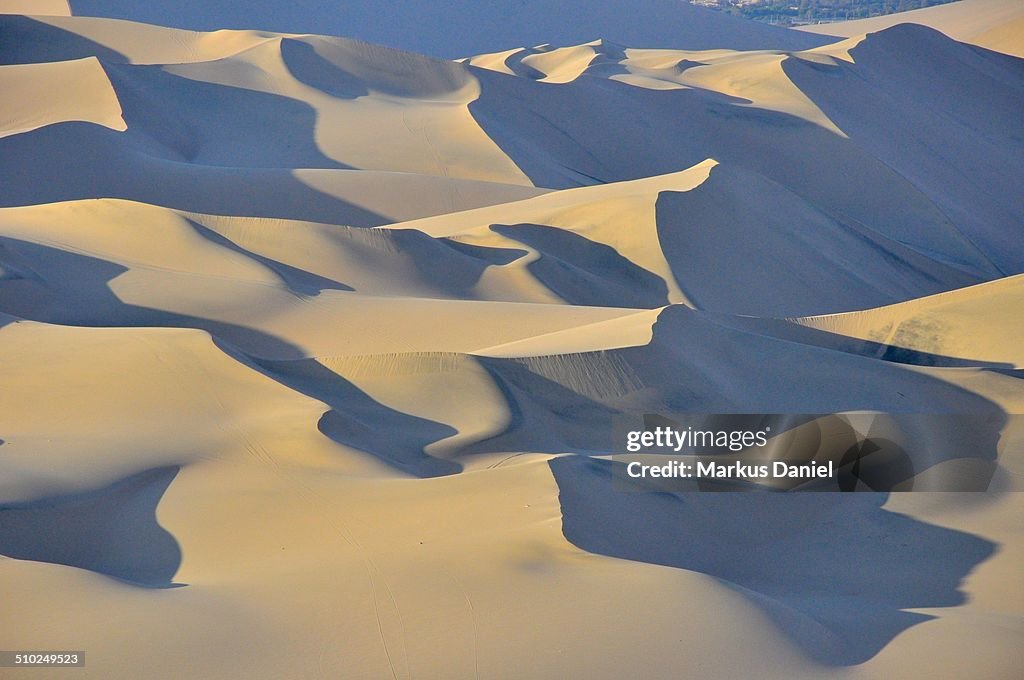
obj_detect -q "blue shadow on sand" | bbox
[0,466,184,588]
[550,455,996,665]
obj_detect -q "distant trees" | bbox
[691,0,958,25]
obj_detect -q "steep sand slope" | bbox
[462,26,1023,275]
[2,299,1020,679]
[1,8,1021,680]
[0,13,282,65]
[3,16,1020,267]
[0,56,123,137]
[0,15,543,222]
[791,275,1024,368]
[393,160,989,316]
[797,0,1024,58]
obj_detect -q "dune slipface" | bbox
[0,2,1022,679]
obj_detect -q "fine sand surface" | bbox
[1,3,1022,679]
[796,0,1024,58]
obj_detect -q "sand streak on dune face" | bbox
[0,5,1022,679]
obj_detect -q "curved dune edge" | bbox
[1,5,1022,680]
[790,275,1024,368]
[795,0,1024,58]
[0,56,124,137]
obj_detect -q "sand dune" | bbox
[462,26,1024,275]
[0,0,67,15]
[0,56,123,137]
[393,160,993,316]
[4,0,830,56]
[791,274,1024,368]
[796,0,1024,58]
[4,14,1020,260]
[1,5,1021,680]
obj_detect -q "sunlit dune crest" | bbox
[1,2,1022,678]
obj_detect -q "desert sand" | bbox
[0,1,1022,678]
[797,0,1024,58]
